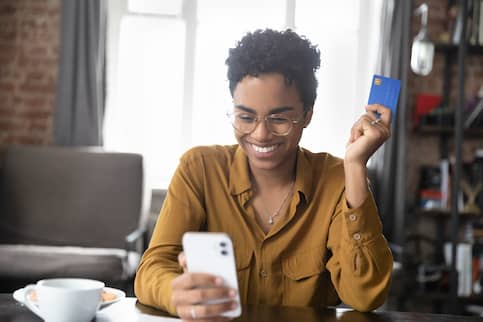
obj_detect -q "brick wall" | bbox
[0,0,60,155]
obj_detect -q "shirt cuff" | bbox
[341,194,382,244]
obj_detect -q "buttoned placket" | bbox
[258,241,270,304]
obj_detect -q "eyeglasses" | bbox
[227,111,304,136]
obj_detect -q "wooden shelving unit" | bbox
[409,0,483,315]
[417,126,483,136]
[418,209,483,219]
[435,43,483,54]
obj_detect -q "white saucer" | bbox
[13,286,125,309]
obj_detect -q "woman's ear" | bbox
[303,108,313,128]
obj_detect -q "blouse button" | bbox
[349,214,357,221]
[353,233,361,241]
[260,270,268,278]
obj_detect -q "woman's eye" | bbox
[269,115,289,124]
[238,114,256,122]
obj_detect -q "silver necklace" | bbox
[264,182,295,225]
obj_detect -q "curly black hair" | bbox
[226,29,321,112]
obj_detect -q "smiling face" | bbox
[232,73,312,174]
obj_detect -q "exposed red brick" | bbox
[27,119,49,131]
[28,46,48,56]
[7,134,44,145]
[0,0,60,152]
[48,7,59,17]
[24,70,45,81]
[22,96,47,107]
[0,30,16,41]
[0,104,14,114]
[31,4,49,15]
[0,82,15,91]
[17,55,57,67]
[16,109,51,119]
[0,44,17,55]
[0,118,26,131]
[18,83,55,93]
[0,3,17,15]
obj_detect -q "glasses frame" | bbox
[227,111,305,136]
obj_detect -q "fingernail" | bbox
[215,277,224,285]
[229,289,237,297]
[231,301,238,309]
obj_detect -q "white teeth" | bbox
[252,144,277,153]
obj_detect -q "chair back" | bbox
[0,145,143,249]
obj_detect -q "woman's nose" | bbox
[250,118,272,140]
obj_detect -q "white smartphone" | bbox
[182,232,241,318]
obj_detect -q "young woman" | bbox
[135,29,393,321]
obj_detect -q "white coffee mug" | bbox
[23,278,104,322]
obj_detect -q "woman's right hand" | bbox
[171,252,238,322]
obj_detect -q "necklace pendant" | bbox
[268,216,274,225]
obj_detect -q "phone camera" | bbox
[219,241,227,248]
[221,250,228,256]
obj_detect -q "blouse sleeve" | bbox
[325,192,393,311]
[134,153,206,315]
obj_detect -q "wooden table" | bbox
[2,294,483,321]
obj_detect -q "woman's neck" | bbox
[249,154,297,191]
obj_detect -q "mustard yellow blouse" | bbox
[134,145,393,314]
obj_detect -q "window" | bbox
[191,0,286,148]
[104,0,383,189]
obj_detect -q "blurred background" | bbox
[0,0,483,316]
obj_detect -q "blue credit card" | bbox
[367,74,401,118]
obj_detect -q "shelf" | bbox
[435,43,483,55]
[408,1,483,315]
[410,289,483,304]
[416,126,483,137]
[418,209,483,220]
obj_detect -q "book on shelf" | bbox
[464,98,483,128]
[476,150,483,212]
[471,0,480,45]
[461,155,483,215]
[451,0,481,44]
[418,164,445,210]
[413,93,442,127]
[444,242,473,297]
[480,0,483,45]
[470,0,483,45]
[473,222,483,242]
[441,159,450,210]
[451,0,464,44]
[418,153,483,215]
[450,0,483,46]
[418,159,451,211]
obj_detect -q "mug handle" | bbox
[24,285,43,318]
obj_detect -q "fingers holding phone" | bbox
[178,252,188,272]
[171,232,241,321]
[171,272,237,321]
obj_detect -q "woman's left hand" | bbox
[345,104,392,165]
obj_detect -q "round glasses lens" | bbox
[228,112,297,136]
[267,115,292,135]
[230,113,256,134]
